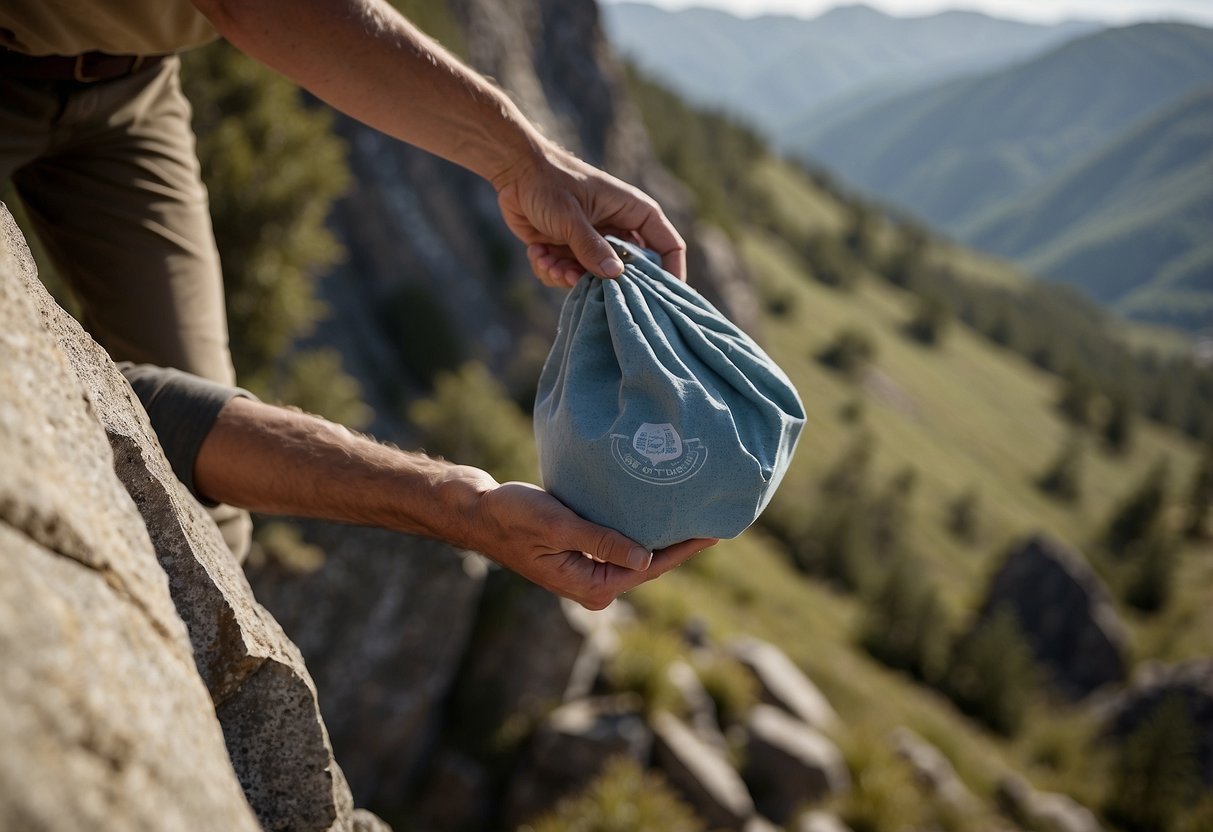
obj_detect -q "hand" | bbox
[470,481,716,609]
[494,144,687,289]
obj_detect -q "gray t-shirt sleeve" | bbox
[117,362,256,505]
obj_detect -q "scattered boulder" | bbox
[744,816,783,832]
[666,659,728,750]
[653,710,757,829]
[798,811,854,832]
[1098,659,1213,787]
[248,522,487,810]
[744,705,851,823]
[503,695,652,826]
[890,727,977,812]
[997,774,1105,832]
[978,534,1128,699]
[728,638,839,731]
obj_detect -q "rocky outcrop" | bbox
[743,704,850,823]
[996,774,1105,832]
[653,710,758,829]
[1,207,256,831]
[248,523,487,810]
[1,205,384,831]
[729,637,840,732]
[978,534,1128,699]
[1097,660,1213,787]
[890,727,978,813]
[502,695,652,826]
[315,0,758,419]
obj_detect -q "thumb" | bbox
[568,213,624,278]
[560,517,651,571]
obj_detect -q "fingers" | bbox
[527,244,586,288]
[637,208,687,281]
[556,515,652,571]
[568,213,625,280]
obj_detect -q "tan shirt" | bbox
[0,0,217,56]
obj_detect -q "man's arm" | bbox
[195,397,715,609]
[189,0,686,287]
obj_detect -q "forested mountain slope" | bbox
[800,22,1213,231]
[964,86,1213,330]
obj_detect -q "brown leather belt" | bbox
[0,48,166,82]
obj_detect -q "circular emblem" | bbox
[611,422,708,485]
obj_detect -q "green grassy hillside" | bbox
[965,86,1213,330]
[798,23,1213,232]
[624,154,1210,828]
[614,69,1213,829]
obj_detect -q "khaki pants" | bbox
[1,55,251,559]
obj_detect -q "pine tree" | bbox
[1123,531,1179,613]
[1105,695,1200,832]
[945,606,1038,736]
[817,327,876,380]
[861,555,948,683]
[947,486,982,545]
[870,467,917,558]
[1102,393,1136,454]
[1104,459,1170,557]
[182,41,364,419]
[1037,434,1085,504]
[1184,444,1213,540]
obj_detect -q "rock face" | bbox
[0,207,259,830]
[1,205,383,831]
[314,0,758,422]
[744,705,851,823]
[978,534,1128,699]
[248,522,488,811]
[1099,660,1213,788]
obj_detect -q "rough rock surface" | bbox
[744,704,851,823]
[979,534,1128,699]
[503,695,652,826]
[1,205,383,831]
[315,0,759,423]
[1098,659,1213,787]
[248,522,488,809]
[653,710,757,829]
[729,637,840,732]
[449,570,610,751]
[0,206,259,831]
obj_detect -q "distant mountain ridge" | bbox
[965,86,1213,330]
[794,21,1213,330]
[601,2,1099,134]
[799,22,1213,227]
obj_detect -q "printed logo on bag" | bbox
[611,422,708,485]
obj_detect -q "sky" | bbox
[601,0,1213,26]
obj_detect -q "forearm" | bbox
[192,0,547,185]
[194,396,493,548]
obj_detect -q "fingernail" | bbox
[600,256,624,277]
[626,547,652,570]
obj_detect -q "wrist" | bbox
[486,127,557,194]
[406,461,498,550]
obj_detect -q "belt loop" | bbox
[72,54,86,82]
[131,55,145,73]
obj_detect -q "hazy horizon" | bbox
[601,0,1213,27]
